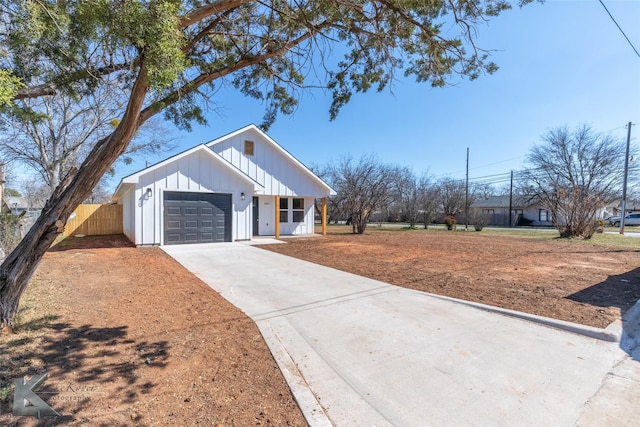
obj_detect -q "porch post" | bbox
[275,195,280,238]
[321,197,327,236]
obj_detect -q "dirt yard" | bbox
[1,229,639,425]
[262,227,640,329]
[0,235,306,426]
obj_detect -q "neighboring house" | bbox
[471,195,553,227]
[602,200,640,218]
[3,196,26,215]
[2,196,42,238]
[113,124,336,245]
[3,196,42,217]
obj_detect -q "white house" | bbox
[113,124,336,245]
[471,195,553,227]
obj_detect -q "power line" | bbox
[598,0,640,59]
[449,154,527,175]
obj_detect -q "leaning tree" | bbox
[0,0,534,332]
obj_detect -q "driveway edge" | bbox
[257,322,333,427]
[421,291,628,342]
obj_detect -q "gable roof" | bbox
[205,124,336,196]
[112,143,262,200]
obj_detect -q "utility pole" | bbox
[465,147,469,231]
[620,121,633,235]
[509,170,513,227]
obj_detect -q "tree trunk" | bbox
[0,204,62,333]
[0,66,149,333]
[352,212,368,234]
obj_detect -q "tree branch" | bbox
[13,84,57,100]
[139,23,326,124]
[12,62,132,100]
[180,0,251,29]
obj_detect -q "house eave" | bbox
[112,144,264,200]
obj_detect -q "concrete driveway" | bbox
[162,242,640,426]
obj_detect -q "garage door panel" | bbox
[165,233,182,243]
[184,233,198,242]
[163,192,232,245]
[166,220,182,229]
[166,206,181,216]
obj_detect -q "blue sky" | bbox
[113,0,640,191]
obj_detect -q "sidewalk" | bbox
[163,243,640,426]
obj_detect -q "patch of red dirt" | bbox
[1,235,306,426]
[263,228,640,329]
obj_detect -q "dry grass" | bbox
[0,277,61,406]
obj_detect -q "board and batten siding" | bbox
[210,128,328,197]
[256,196,315,236]
[121,186,136,243]
[133,149,253,245]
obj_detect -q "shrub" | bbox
[444,215,457,230]
[0,213,22,261]
[469,209,491,232]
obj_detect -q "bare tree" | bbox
[472,182,495,200]
[84,178,115,204]
[391,167,422,228]
[0,86,167,190]
[437,178,467,217]
[418,175,439,229]
[21,178,49,212]
[468,208,491,231]
[519,125,635,238]
[328,155,396,234]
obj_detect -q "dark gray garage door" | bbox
[164,192,232,244]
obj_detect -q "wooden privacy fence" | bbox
[63,204,123,237]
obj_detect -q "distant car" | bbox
[607,213,640,226]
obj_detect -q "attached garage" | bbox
[164,192,231,244]
[113,124,336,246]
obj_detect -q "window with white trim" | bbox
[279,197,288,222]
[292,198,304,222]
[539,209,551,222]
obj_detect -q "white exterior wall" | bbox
[255,196,315,235]
[132,150,254,245]
[523,206,554,226]
[121,187,136,243]
[210,128,329,197]
[301,197,316,234]
[478,205,553,226]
